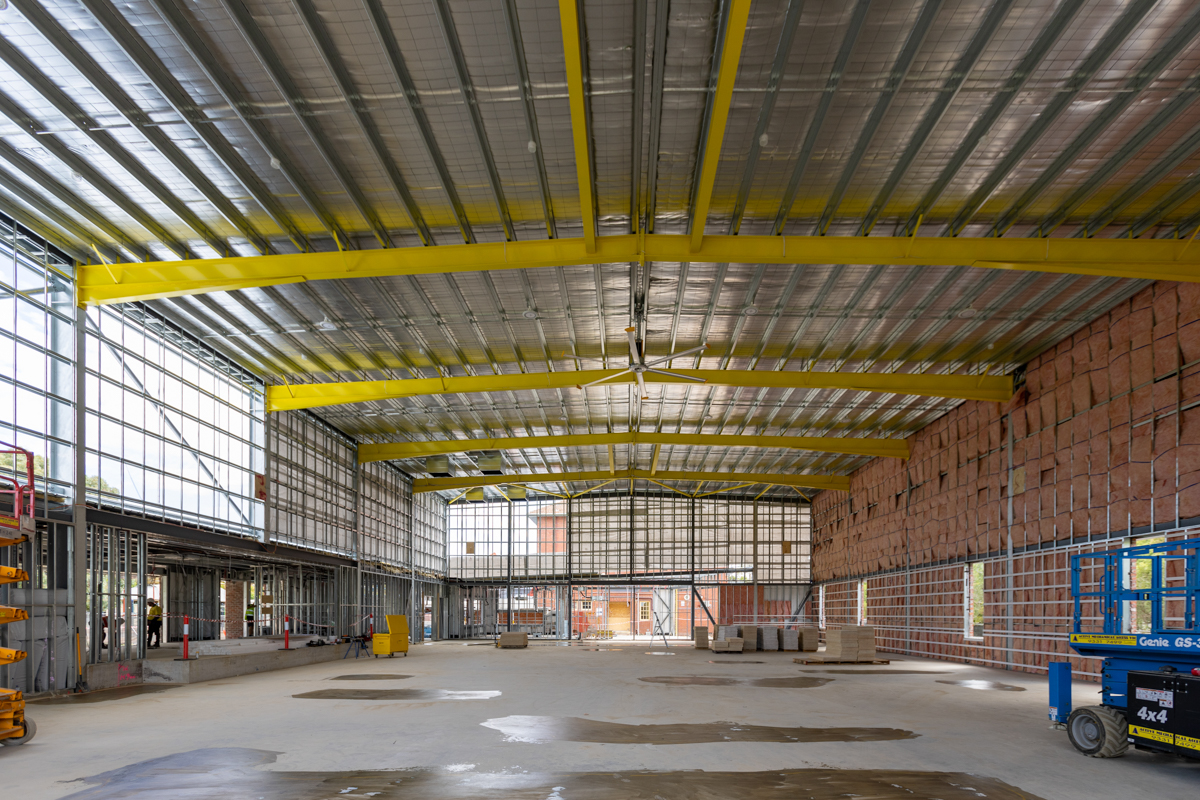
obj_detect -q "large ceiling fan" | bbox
[576,326,710,399]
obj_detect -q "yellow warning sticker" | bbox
[1175,734,1200,752]
[1129,725,1173,744]
[1070,633,1137,646]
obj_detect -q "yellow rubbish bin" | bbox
[371,615,410,657]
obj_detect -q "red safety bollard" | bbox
[284,614,290,650]
[369,614,374,638]
[183,615,189,660]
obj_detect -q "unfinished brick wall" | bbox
[810,281,1200,675]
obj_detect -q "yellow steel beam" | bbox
[77,233,1200,306]
[690,0,751,252]
[558,0,596,253]
[270,369,1012,413]
[607,443,615,475]
[358,431,907,464]
[413,469,848,494]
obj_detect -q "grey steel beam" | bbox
[216,0,390,247]
[0,137,150,260]
[290,0,432,245]
[857,0,1014,237]
[10,0,274,254]
[0,91,196,258]
[942,0,1157,236]
[143,0,344,248]
[1125,175,1200,240]
[0,169,120,262]
[0,192,90,262]
[361,0,474,243]
[629,0,647,233]
[0,36,231,256]
[502,0,556,238]
[158,297,284,375]
[900,0,1085,236]
[431,0,515,241]
[728,0,804,235]
[988,4,1200,237]
[643,0,670,232]
[813,0,942,236]
[1040,74,1200,237]
[772,0,870,235]
[1102,133,1200,238]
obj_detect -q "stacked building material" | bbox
[799,627,820,651]
[780,628,799,651]
[718,625,739,641]
[694,626,709,649]
[757,627,779,651]
[739,626,758,651]
[822,625,875,661]
[711,637,744,653]
[496,632,528,648]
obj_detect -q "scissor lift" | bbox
[0,443,36,748]
[1052,536,1200,758]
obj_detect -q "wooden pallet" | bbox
[792,657,890,665]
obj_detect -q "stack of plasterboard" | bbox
[780,628,799,651]
[496,632,528,648]
[694,626,709,649]
[713,637,744,653]
[798,627,820,651]
[739,626,758,652]
[718,625,739,641]
[821,625,875,661]
[757,626,779,651]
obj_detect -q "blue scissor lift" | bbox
[1051,536,1200,758]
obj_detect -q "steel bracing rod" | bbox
[216,0,389,248]
[291,0,432,245]
[772,0,870,236]
[153,297,282,374]
[9,0,274,254]
[989,3,1200,238]
[361,0,473,243]
[0,38,230,256]
[857,0,1014,237]
[188,293,308,374]
[900,0,1085,236]
[223,290,335,374]
[0,138,150,260]
[813,0,943,237]
[943,0,1157,237]
[432,0,515,241]
[1040,73,1200,238]
[502,0,556,238]
[413,469,848,494]
[728,0,804,235]
[0,90,196,259]
[688,0,751,250]
[143,0,343,248]
[643,0,670,233]
[1077,122,1200,239]
[0,171,120,262]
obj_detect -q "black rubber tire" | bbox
[1067,706,1128,758]
[1,718,36,746]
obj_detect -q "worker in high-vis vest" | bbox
[147,600,163,648]
[245,602,255,637]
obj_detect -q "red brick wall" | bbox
[810,281,1200,675]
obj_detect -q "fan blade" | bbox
[576,368,633,390]
[646,368,707,383]
[636,370,648,399]
[643,342,709,368]
[625,326,640,364]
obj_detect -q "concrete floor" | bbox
[3,642,1197,798]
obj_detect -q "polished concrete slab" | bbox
[3,642,1196,799]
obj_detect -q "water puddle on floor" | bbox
[936,679,1025,692]
[32,685,176,704]
[329,674,413,681]
[481,715,919,744]
[798,669,951,674]
[293,689,500,701]
[639,675,831,688]
[60,748,1047,799]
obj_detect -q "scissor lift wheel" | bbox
[1,717,35,746]
[1067,706,1128,758]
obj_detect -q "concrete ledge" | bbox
[84,660,143,691]
[143,644,344,684]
